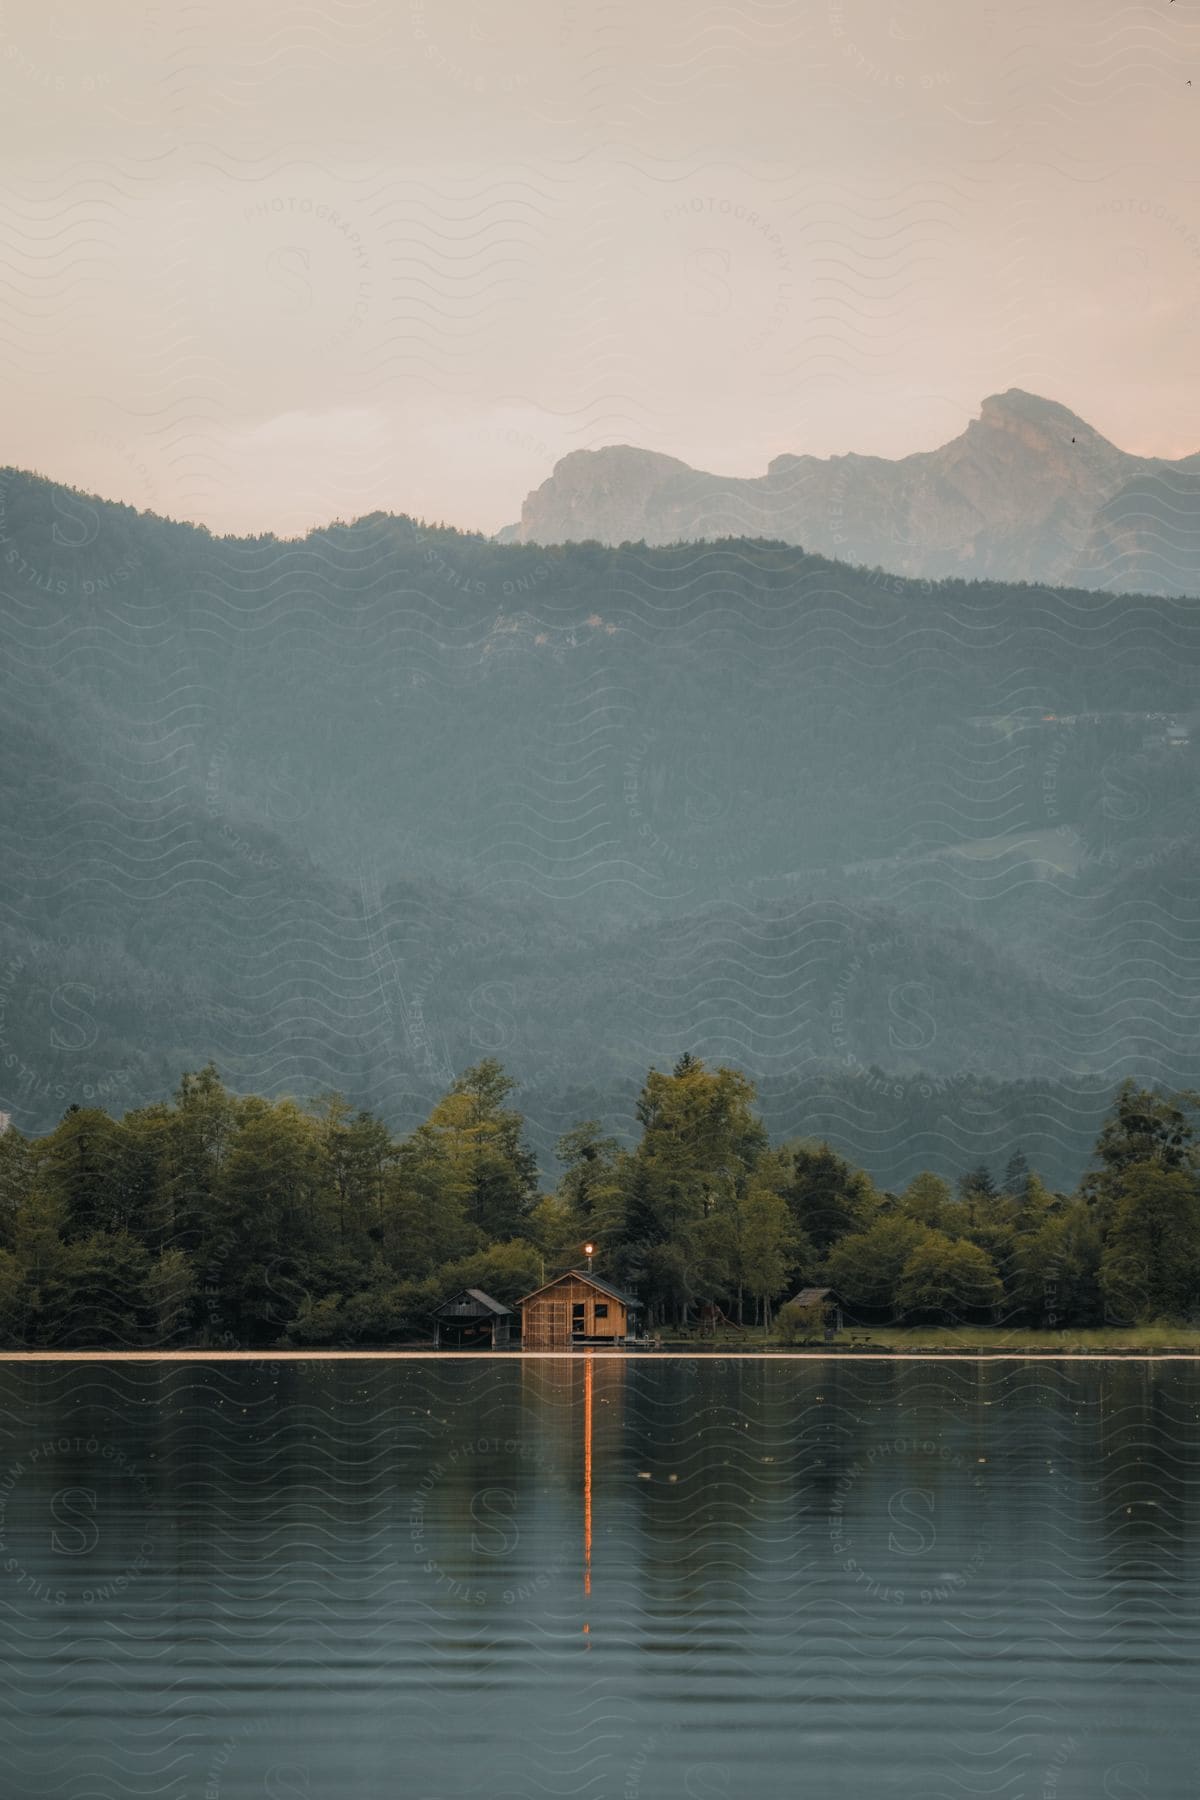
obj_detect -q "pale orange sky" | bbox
[0,0,1197,535]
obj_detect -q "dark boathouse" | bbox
[431,1287,512,1349]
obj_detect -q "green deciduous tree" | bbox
[620,1058,772,1326]
[143,1247,197,1345]
[738,1173,802,1330]
[1099,1165,1200,1323]
[0,1127,36,1244]
[53,1230,152,1349]
[161,1063,242,1252]
[824,1214,932,1315]
[1085,1081,1198,1225]
[424,1238,544,1312]
[1009,1200,1101,1327]
[896,1233,1004,1324]
[555,1121,623,1227]
[0,1248,27,1345]
[425,1060,539,1241]
[39,1106,128,1239]
[900,1171,952,1231]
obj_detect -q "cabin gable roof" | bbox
[430,1286,512,1317]
[788,1286,841,1308]
[517,1269,642,1311]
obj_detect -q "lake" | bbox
[1,1356,1198,1799]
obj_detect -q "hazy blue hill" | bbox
[1,466,1198,1185]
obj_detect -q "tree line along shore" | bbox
[0,1057,1196,1349]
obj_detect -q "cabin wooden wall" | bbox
[522,1277,627,1349]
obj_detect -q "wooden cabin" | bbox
[787,1286,844,1339]
[431,1287,512,1349]
[518,1271,641,1350]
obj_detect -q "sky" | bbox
[0,0,1198,536]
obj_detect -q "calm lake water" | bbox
[1,1356,1198,1799]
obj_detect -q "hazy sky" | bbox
[1,0,1197,535]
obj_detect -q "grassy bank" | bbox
[659,1322,1200,1354]
[854,1324,1200,1353]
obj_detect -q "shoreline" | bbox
[3,1348,1200,1363]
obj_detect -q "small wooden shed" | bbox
[518,1271,641,1350]
[431,1287,512,1349]
[788,1286,845,1339]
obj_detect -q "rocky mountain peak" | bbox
[512,394,1195,592]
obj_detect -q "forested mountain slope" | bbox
[1,467,1197,1187]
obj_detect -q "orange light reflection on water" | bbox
[583,1353,593,1637]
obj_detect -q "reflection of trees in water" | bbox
[1091,1362,1200,1586]
[615,1359,813,1633]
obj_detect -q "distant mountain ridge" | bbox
[513,391,1200,594]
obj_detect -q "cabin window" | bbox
[594,1304,608,1320]
[572,1303,586,1331]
